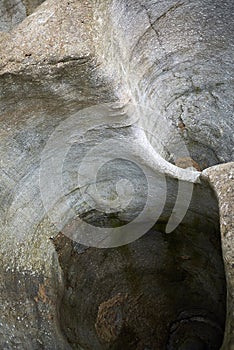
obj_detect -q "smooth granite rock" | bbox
[203,163,234,350]
[0,0,233,349]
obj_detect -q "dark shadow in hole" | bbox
[53,180,226,350]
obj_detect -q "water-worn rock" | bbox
[203,163,234,350]
[0,0,233,349]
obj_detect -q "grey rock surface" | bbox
[0,0,45,31]
[0,0,26,31]
[203,163,234,350]
[0,0,233,349]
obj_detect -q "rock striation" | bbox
[0,0,233,349]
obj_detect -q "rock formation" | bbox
[0,0,233,349]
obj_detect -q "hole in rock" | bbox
[53,202,226,350]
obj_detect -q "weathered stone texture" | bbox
[0,0,45,31]
[203,163,234,350]
[0,0,233,349]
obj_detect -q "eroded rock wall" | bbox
[0,0,233,349]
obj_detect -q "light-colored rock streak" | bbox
[39,100,200,247]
